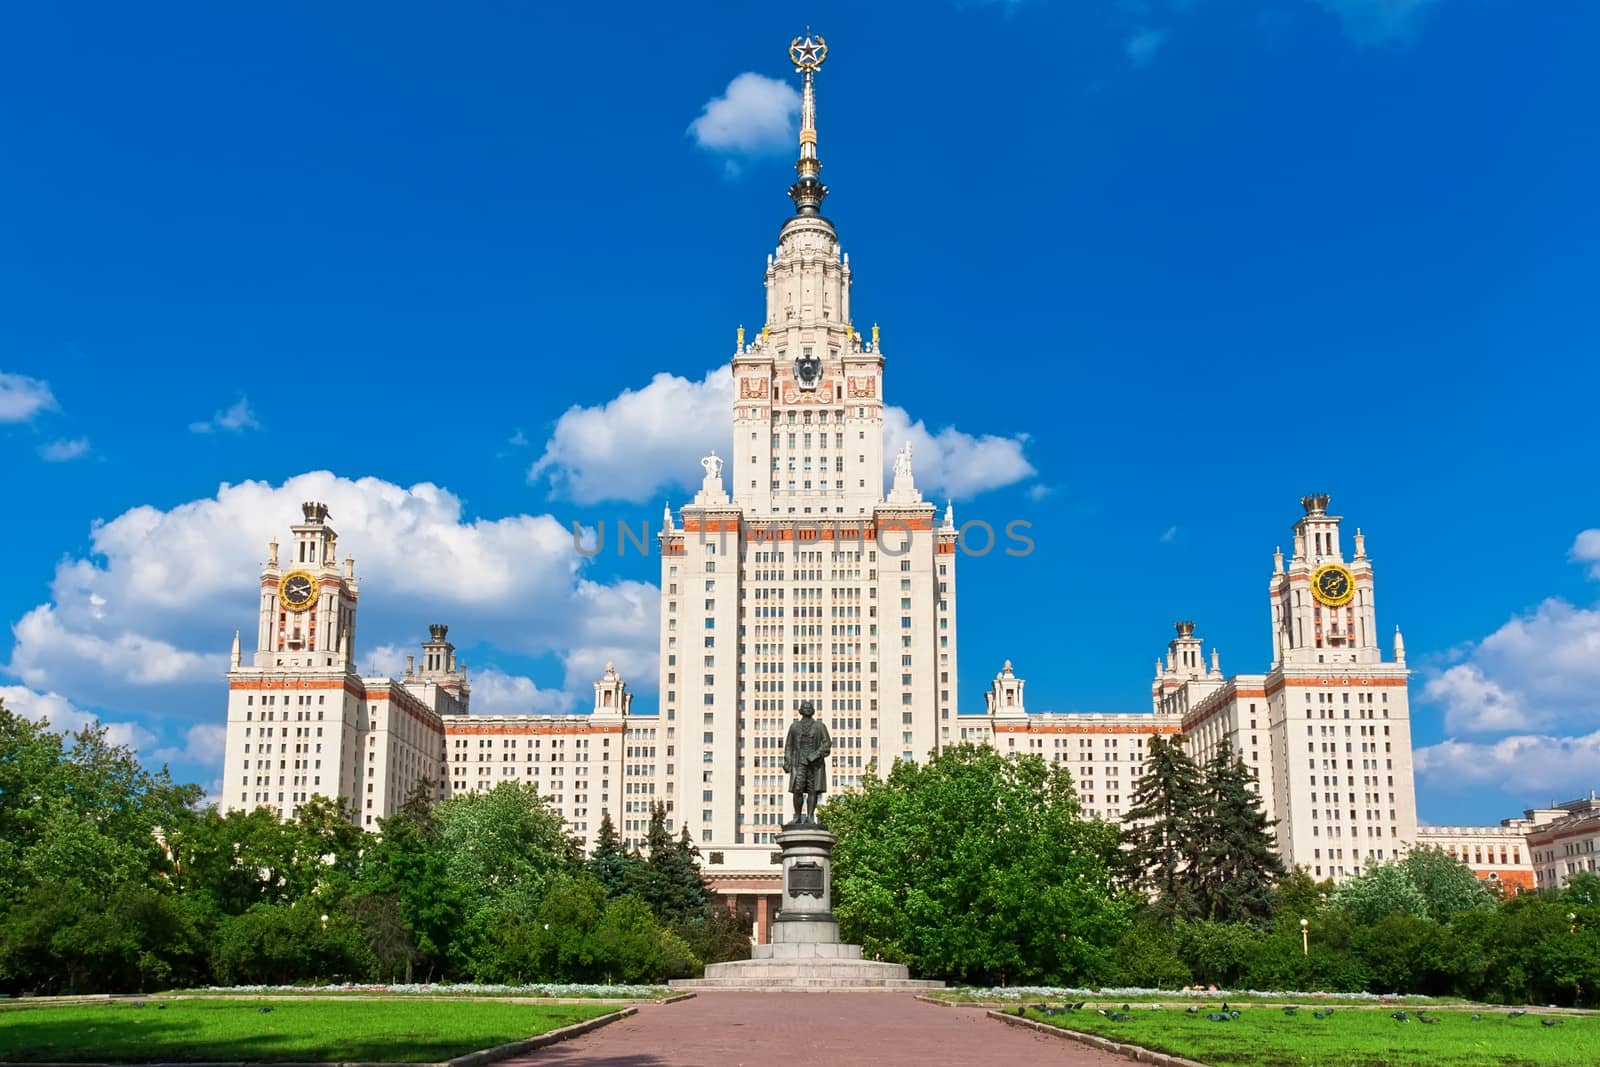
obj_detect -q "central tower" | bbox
[732,32,883,517]
[659,35,959,896]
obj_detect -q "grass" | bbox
[1016,1004,1600,1067]
[0,998,617,1063]
[937,988,1467,1006]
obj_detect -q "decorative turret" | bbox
[786,31,829,217]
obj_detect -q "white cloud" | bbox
[38,437,90,462]
[0,685,156,751]
[1420,597,1600,735]
[1026,484,1057,503]
[530,369,1037,504]
[688,73,800,158]
[151,723,228,770]
[881,408,1035,500]
[1415,731,1600,799]
[1572,528,1600,579]
[0,372,57,423]
[189,397,261,434]
[469,668,574,716]
[1415,530,1600,804]
[5,471,660,716]
[1312,0,1437,46]
[530,368,731,505]
[1160,525,1179,543]
[1126,28,1167,67]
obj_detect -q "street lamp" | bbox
[1300,917,1309,956]
[320,913,328,931]
[1569,912,1578,934]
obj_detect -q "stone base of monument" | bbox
[669,824,944,992]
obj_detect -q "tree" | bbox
[1329,862,1430,925]
[625,804,708,927]
[355,798,465,981]
[1399,846,1493,921]
[1192,739,1285,924]
[587,810,648,900]
[1120,734,1205,920]
[826,744,1132,985]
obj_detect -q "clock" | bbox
[795,349,822,391]
[1311,563,1356,607]
[279,570,317,612]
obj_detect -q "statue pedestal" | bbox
[671,824,943,991]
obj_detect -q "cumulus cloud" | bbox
[530,369,1036,504]
[469,668,574,716]
[5,471,661,717]
[151,723,228,770]
[1415,530,1600,804]
[531,368,732,505]
[189,397,261,434]
[38,437,90,462]
[1420,597,1600,735]
[688,73,800,158]
[0,372,57,422]
[880,408,1035,500]
[1312,0,1438,46]
[1415,731,1600,799]
[1126,28,1167,67]
[1572,528,1600,579]
[0,685,156,751]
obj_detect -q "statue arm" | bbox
[817,725,832,760]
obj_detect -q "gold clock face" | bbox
[279,570,317,612]
[1311,563,1356,607]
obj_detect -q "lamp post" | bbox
[1300,917,1309,956]
[320,913,329,931]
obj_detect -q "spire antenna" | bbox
[788,30,829,216]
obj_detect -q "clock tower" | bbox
[1271,493,1381,668]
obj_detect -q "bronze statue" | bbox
[784,700,832,825]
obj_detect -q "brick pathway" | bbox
[511,992,1129,1066]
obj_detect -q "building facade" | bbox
[979,494,1421,880]
[219,39,1437,937]
[221,502,662,847]
[654,36,956,898]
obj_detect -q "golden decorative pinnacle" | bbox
[789,30,827,71]
[871,323,880,345]
[737,324,745,348]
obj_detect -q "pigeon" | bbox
[1312,1010,1332,1020]
[1071,1002,1086,1011]
[1282,1006,1299,1015]
[259,1006,274,1014]
[1417,1013,1439,1025]
[156,1004,167,1011]
[130,1000,146,1008]
[1509,1009,1528,1018]
[1205,1013,1229,1022]
[1391,1011,1409,1022]
[1105,1011,1135,1022]
[1541,1018,1564,1028]
[1229,1011,1240,1020]
[1122,1003,1132,1012]
[1186,1006,1201,1014]
[1470,1013,1482,1021]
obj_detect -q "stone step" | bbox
[670,977,945,990]
[702,960,913,980]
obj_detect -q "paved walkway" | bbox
[511,992,1128,1066]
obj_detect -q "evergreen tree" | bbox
[1120,734,1205,919]
[1193,738,1286,923]
[586,810,647,899]
[626,803,708,927]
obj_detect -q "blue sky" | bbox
[2,1,1596,826]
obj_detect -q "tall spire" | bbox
[787,30,829,217]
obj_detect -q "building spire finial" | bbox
[787,30,829,217]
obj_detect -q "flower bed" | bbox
[193,982,673,999]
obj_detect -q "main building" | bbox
[220,34,1433,938]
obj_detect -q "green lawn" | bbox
[1018,1005,1600,1067]
[0,999,617,1063]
